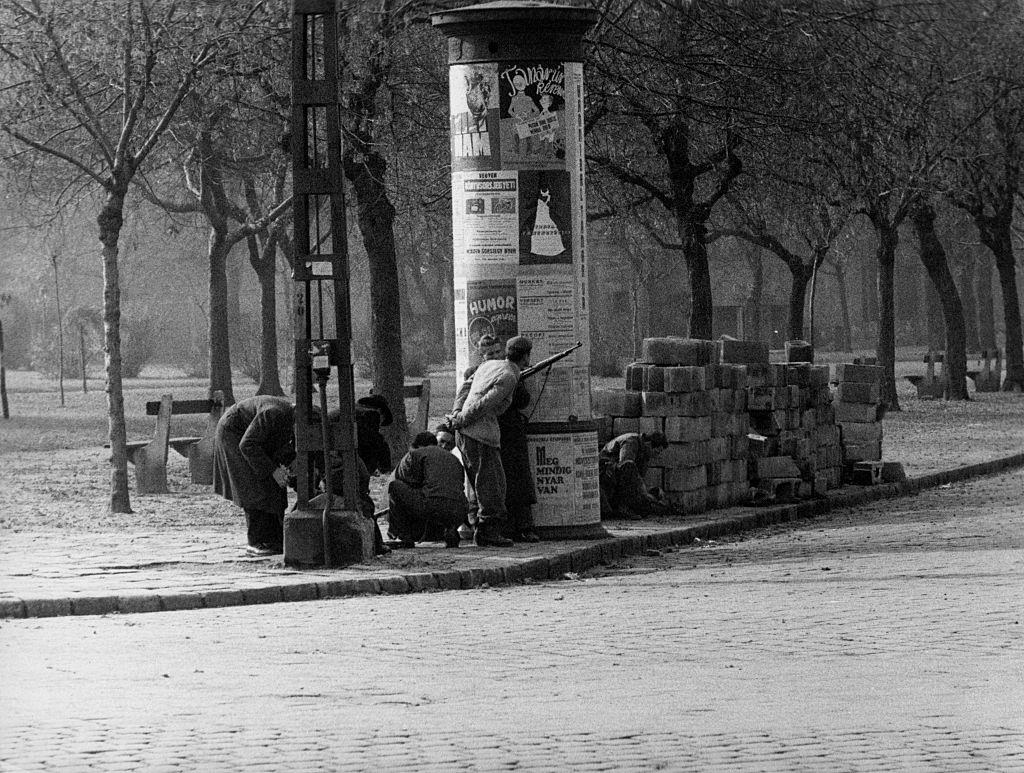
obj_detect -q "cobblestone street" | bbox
[2,469,1023,771]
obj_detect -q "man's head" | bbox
[435,424,456,451]
[505,335,532,367]
[411,431,438,449]
[476,333,503,361]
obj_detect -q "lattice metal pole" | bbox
[290,1,358,519]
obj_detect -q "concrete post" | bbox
[432,2,606,539]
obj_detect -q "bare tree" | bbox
[0,0,257,511]
[947,1,1024,391]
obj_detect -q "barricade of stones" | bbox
[593,337,751,514]
[593,337,867,513]
[833,363,885,483]
[723,340,843,503]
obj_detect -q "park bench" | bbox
[124,391,225,494]
[905,351,981,398]
[368,379,432,437]
[971,348,1002,392]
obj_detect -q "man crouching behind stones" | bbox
[387,432,468,549]
[449,335,533,547]
[599,431,669,520]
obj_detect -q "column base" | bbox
[533,523,610,541]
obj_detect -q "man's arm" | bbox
[456,365,517,427]
[617,436,641,465]
[239,409,286,482]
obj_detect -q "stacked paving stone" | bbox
[724,340,842,500]
[592,337,751,514]
[833,363,885,467]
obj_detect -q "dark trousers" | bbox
[457,434,507,527]
[387,479,466,543]
[244,508,284,548]
[599,459,650,517]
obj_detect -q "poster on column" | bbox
[452,171,519,271]
[518,170,572,265]
[528,431,601,527]
[516,272,578,363]
[449,63,500,172]
[454,276,519,385]
[522,365,592,423]
[498,62,566,170]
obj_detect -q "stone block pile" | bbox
[833,363,885,465]
[723,343,842,501]
[592,339,885,515]
[593,337,752,514]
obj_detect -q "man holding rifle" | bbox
[448,335,533,547]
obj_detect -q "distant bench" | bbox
[905,350,1000,397]
[123,391,225,494]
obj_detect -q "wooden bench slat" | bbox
[145,398,218,416]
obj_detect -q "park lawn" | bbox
[1,355,1022,535]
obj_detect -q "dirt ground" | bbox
[1,360,1022,536]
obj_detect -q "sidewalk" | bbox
[4,451,1024,620]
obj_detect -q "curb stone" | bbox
[4,450,1024,621]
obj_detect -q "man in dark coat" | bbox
[213,396,296,556]
[498,379,539,542]
[386,431,468,549]
[355,394,393,475]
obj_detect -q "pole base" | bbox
[284,508,374,568]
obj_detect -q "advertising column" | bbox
[433,3,604,539]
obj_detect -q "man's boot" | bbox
[474,521,513,547]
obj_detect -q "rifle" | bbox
[519,341,582,380]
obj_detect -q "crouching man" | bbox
[387,431,469,548]
[599,431,669,519]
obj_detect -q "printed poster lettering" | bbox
[454,277,519,388]
[528,431,601,527]
[453,171,519,270]
[498,62,566,170]
[449,63,500,172]
[516,273,577,363]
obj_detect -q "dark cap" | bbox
[505,335,532,359]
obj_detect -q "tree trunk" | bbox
[861,253,878,343]
[925,277,944,350]
[786,264,810,341]
[255,242,284,397]
[441,268,455,361]
[79,327,88,393]
[345,152,408,461]
[834,260,853,352]
[873,223,900,411]
[208,228,235,404]
[680,215,713,339]
[977,221,1024,391]
[52,255,65,408]
[0,320,9,419]
[746,250,763,342]
[976,248,997,351]
[98,191,132,513]
[911,202,969,400]
[958,254,980,354]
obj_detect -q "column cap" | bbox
[431,2,599,37]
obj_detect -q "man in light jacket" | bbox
[449,335,532,547]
